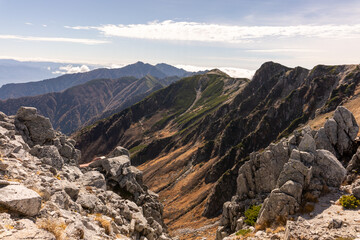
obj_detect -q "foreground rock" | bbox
[0,184,41,216]
[217,106,359,239]
[0,107,171,240]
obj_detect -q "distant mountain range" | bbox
[0,74,182,134]
[0,61,200,100]
[0,59,98,86]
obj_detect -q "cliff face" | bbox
[0,107,171,240]
[74,62,360,235]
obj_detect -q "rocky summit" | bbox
[0,106,171,240]
[217,106,360,240]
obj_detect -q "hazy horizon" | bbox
[1,0,359,75]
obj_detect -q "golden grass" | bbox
[94,213,112,235]
[37,217,68,240]
[273,226,285,233]
[3,175,21,183]
[4,224,14,230]
[85,186,94,194]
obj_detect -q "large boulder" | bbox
[0,185,41,216]
[314,149,346,187]
[15,107,56,146]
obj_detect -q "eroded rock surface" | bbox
[217,106,359,239]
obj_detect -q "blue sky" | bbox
[0,0,360,75]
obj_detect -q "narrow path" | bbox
[179,87,202,117]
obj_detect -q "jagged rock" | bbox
[30,145,64,169]
[324,118,338,145]
[61,180,80,200]
[277,159,309,187]
[298,134,316,153]
[107,146,130,158]
[315,127,337,156]
[15,106,56,145]
[279,180,303,202]
[257,189,299,227]
[315,106,359,158]
[80,171,106,190]
[220,201,241,231]
[16,107,37,120]
[76,192,102,210]
[236,140,290,200]
[333,106,359,140]
[0,185,41,216]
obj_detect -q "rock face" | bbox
[0,107,171,240]
[217,106,358,239]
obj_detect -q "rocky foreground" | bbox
[0,107,171,240]
[217,106,360,239]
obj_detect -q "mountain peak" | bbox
[206,69,229,77]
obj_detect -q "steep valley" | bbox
[74,62,360,238]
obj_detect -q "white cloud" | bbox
[105,63,125,69]
[176,64,255,79]
[218,67,255,79]
[67,21,360,44]
[52,65,90,75]
[25,22,33,25]
[0,34,109,45]
[42,24,47,27]
[246,48,322,53]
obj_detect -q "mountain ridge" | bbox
[0,75,180,134]
[0,62,198,100]
[73,62,360,237]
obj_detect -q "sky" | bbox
[0,0,360,76]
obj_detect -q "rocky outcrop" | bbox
[315,106,359,159]
[0,107,170,240]
[217,106,358,239]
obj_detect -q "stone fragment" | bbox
[328,218,343,229]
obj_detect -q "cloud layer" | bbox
[176,65,255,79]
[0,34,108,45]
[67,20,360,43]
[52,65,90,74]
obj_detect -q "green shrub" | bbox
[244,204,262,226]
[235,229,251,236]
[339,195,360,209]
